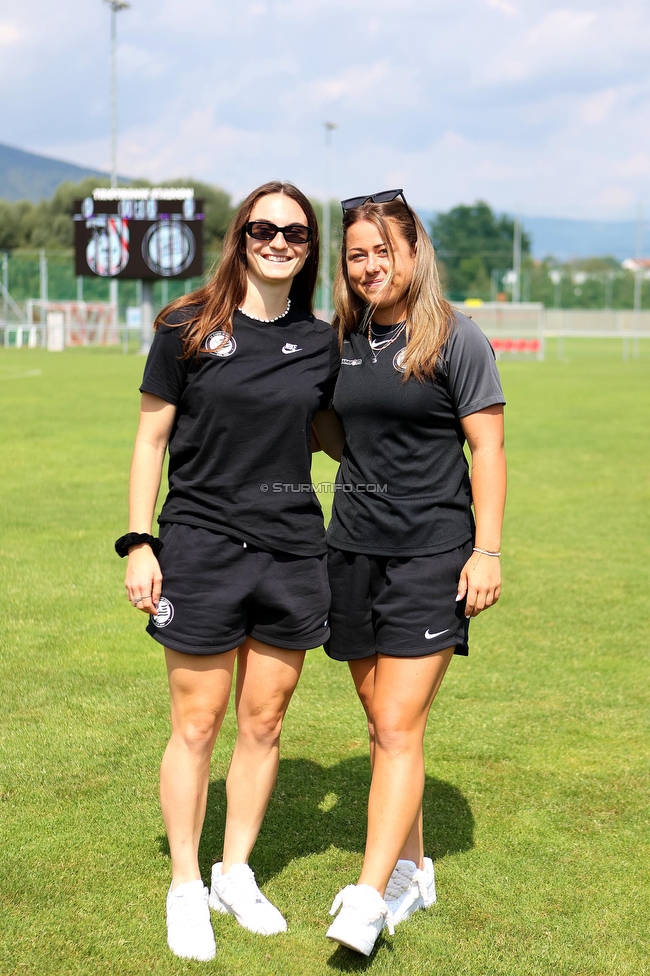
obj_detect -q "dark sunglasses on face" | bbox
[340,188,414,221]
[245,220,313,244]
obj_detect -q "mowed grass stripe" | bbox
[0,343,648,975]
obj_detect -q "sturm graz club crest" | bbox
[204,331,237,357]
[151,597,174,628]
[393,348,406,372]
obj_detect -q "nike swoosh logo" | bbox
[281,346,302,354]
[424,628,449,640]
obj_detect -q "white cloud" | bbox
[525,9,597,49]
[580,89,618,125]
[485,0,520,16]
[3,0,650,218]
[593,186,635,211]
[294,62,402,107]
[0,22,21,45]
[617,153,650,178]
[118,44,166,81]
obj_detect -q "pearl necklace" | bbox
[238,298,291,323]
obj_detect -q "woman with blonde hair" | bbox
[321,189,506,955]
[115,181,339,961]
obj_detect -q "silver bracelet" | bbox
[473,547,501,557]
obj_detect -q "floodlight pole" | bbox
[140,280,153,355]
[604,271,613,309]
[105,0,129,189]
[40,248,48,313]
[512,214,522,304]
[105,1,130,325]
[321,122,337,320]
[548,269,562,308]
[633,201,644,359]
[2,253,7,324]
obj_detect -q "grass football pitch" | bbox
[0,341,648,975]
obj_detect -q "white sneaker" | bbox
[385,857,436,925]
[209,862,287,935]
[166,880,216,961]
[326,884,394,956]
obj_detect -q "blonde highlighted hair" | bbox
[154,181,320,358]
[332,199,454,381]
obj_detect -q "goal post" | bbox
[458,302,545,361]
[25,300,119,347]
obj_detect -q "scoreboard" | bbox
[74,187,204,280]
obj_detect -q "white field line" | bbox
[0,368,42,381]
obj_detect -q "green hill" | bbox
[0,142,124,202]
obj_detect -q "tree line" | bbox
[431,202,639,310]
[0,176,233,252]
[0,180,643,309]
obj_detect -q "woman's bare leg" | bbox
[160,646,238,888]
[349,657,425,869]
[349,657,377,764]
[356,648,454,896]
[222,638,305,871]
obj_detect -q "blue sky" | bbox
[1,0,649,217]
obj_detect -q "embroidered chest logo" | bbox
[341,358,362,366]
[282,342,302,355]
[204,331,237,357]
[393,348,406,372]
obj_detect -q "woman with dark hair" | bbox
[321,190,506,956]
[115,182,339,961]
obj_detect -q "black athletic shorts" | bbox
[146,523,331,655]
[325,541,473,661]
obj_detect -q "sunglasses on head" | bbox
[245,220,313,245]
[340,188,412,214]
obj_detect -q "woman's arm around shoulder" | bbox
[312,409,345,462]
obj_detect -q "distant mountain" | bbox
[0,145,642,262]
[418,208,642,263]
[519,215,639,263]
[0,142,124,202]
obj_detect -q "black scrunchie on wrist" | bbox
[114,532,163,558]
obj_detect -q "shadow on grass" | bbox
[158,756,474,884]
[326,938,394,971]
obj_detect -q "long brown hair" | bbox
[332,199,454,381]
[155,181,320,357]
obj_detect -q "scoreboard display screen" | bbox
[74,188,204,280]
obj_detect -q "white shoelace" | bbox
[329,885,395,936]
[227,867,262,897]
[171,886,209,924]
[385,863,429,903]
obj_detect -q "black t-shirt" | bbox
[327,311,505,556]
[140,306,340,555]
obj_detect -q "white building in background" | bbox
[621,258,650,277]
